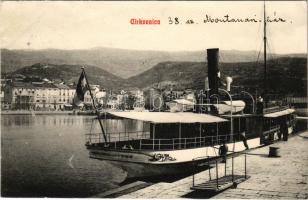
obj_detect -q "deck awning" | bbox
[108,111,228,124]
[264,108,295,118]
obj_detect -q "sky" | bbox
[0,1,307,54]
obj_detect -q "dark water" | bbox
[1,115,129,197]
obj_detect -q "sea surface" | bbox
[1,115,136,197]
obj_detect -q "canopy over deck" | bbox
[264,108,295,118]
[108,111,228,124]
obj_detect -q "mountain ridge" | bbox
[2,47,306,78]
[7,56,306,97]
[10,63,124,89]
[125,57,307,96]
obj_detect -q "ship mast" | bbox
[263,0,267,103]
[82,68,108,143]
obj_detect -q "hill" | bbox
[126,57,307,96]
[2,47,306,78]
[6,57,307,96]
[10,63,124,89]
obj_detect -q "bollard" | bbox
[268,146,280,157]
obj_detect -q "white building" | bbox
[83,85,106,108]
[54,83,76,109]
[4,82,77,110]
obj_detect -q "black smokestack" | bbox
[207,48,219,96]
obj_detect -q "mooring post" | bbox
[216,160,219,189]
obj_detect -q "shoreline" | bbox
[0,110,74,115]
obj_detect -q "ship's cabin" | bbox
[86,112,262,151]
[262,107,296,143]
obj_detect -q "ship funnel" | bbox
[226,76,233,92]
[207,48,219,96]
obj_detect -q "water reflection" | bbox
[1,115,93,128]
[1,115,128,197]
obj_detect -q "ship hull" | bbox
[88,137,261,178]
[108,160,205,178]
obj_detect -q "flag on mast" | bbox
[73,70,88,106]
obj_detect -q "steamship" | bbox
[83,4,296,178]
[84,48,295,178]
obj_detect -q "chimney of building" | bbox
[207,48,219,96]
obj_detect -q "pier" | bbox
[116,131,308,199]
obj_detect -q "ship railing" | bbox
[263,125,280,135]
[139,134,245,150]
[263,105,289,114]
[85,131,151,144]
[140,137,208,150]
[86,132,256,150]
